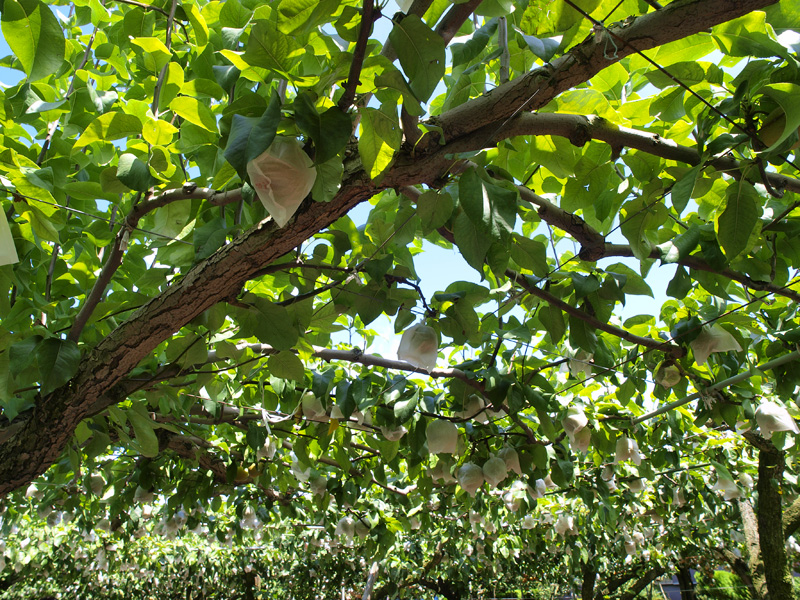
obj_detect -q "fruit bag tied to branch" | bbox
[247,137,317,227]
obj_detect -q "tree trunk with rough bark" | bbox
[739,496,767,600]
[618,567,665,600]
[582,563,597,600]
[756,445,794,600]
[676,566,697,600]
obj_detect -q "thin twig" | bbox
[507,269,684,357]
[151,0,178,117]
[498,16,510,84]
[338,0,376,112]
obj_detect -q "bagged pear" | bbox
[397,323,438,371]
[247,137,317,227]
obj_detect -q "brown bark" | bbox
[739,497,767,600]
[717,548,757,599]
[0,0,777,496]
[618,567,666,600]
[676,567,697,600]
[581,563,597,600]
[756,445,794,600]
[782,495,800,540]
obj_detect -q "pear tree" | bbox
[2,0,800,598]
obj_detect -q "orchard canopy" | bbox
[4,0,800,597]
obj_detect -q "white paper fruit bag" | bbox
[247,137,317,227]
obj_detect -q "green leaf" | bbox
[128,406,160,457]
[183,1,209,47]
[417,190,453,235]
[358,106,401,181]
[152,200,191,239]
[117,153,154,192]
[276,0,340,35]
[717,182,759,260]
[670,164,700,214]
[0,207,18,265]
[537,305,565,343]
[458,168,517,243]
[9,335,41,372]
[1,0,65,82]
[451,19,497,67]
[666,265,693,298]
[268,351,304,381]
[453,211,490,274]
[251,299,299,351]
[36,338,80,395]
[72,112,143,151]
[755,83,800,153]
[374,69,424,117]
[224,90,281,178]
[551,0,601,32]
[657,225,702,264]
[518,31,560,62]
[388,15,446,102]
[193,217,227,260]
[569,314,597,353]
[169,96,218,132]
[619,197,666,260]
[130,36,171,73]
[293,92,351,163]
[394,390,419,424]
[243,19,299,79]
[311,156,344,203]
[604,263,653,297]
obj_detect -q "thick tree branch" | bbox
[754,445,794,599]
[476,113,800,195]
[507,269,684,357]
[431,0,778,148]
[618,566,666,600]
[783,495,800,540]
[434,0,485,45]
[715,547,756,597]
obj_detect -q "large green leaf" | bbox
[243,19,300,79]
[358,105,401,181]
[619,197,667,260]
[417,190,454,235]
[169,97,218,133]
[276,0,340,35]
[453,211,491,274]
[251,298,300,351]
[388,15,445,102]
[755,83,800,153]
[128,406,160,458]
[717,182,759,260]
[268,351,304,381]
[293,92,352,164]
[117,153,154,192]
[458,168,517,243]
[36,338,80,395]
[224,90,281,178]
[72,112,143,151]
[0,206,18,265]
[1,0,65,82]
